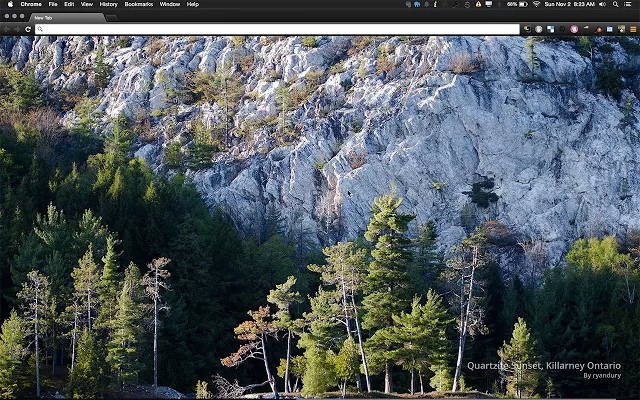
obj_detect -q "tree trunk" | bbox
[87,289,92,333]
[260,333,278,398]
[351,296,371,392]
[153,292,158,388]
[384,361,393,393]
[284,330,292,393]
[72,301,78,371]
[453,247,478,392]
[419,371,424,394]
[410,367,415,395]
[341,380,347,398]
[35,288,41,397]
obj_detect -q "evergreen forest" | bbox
[0,56,639,400]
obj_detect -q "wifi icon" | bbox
[533,0,540,5]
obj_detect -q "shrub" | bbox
[266,70,282,82]
[449,53,479,74]
[464,178,499,208]
[619,38,640,54]
[117,37,133,48]
[348,151,367,169]
[577,36,594,58]
[145,37,164,57]
[432,181,448,190]
[329,61,345,75]
[376,44,395,74]
[305,70,324,89]
[340,77,353,91]
[348,37,372,55]
[596,59,623,99]
[301,36,318,48]
[230,36,246,47]
[351,117,362,133]
[259,36,274,46]
[524,130,536,138]
[238,54,255,75]
[598,43,615,54]
[314,161,327,171]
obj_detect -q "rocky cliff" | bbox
[2,35,639,268]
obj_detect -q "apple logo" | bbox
[8,1,13,7]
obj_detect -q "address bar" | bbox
[34,23,520,36]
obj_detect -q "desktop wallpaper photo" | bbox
[0,35,639,398]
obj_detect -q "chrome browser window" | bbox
[0,0,639,399]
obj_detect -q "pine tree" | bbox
[275,82,296,143]
[0,310,27,398]
[267,276,302,393]
[331,336,360,398]
[97,235,120,331]
[376,290,451,395]
[409,221,444,295]
[188,120,217,170]
[308,241,372,391]
[301,346,335,398]
[104,115,132,166]
[67,329,105,398]
[94,45,112,89]
[498,317,540,399]
[17,270,51,398]
[107,262,144,392]
[221,306,279,398]
[362,191,415,393]
[444,227,490,392]
[429,365,453,393]
[141,257,171,389]
[72,246,100,333]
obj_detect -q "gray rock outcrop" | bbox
[2,35,639,269]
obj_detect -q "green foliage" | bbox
[532,236,640,398]
[598,43,614,54]
[230,36,246,47]
[596,59,623,99]
[107,263,144,387]
[94,46,113,90]
[620,95,635,127]
[0,65,44,110]
[67,329,106,398]
[0,310,27,398]
[301,36,318,48]
[524,130,536,139]
[431,181,447,190]
[524,37,540,72]
[117,37,133,48]
[313,161,327,171]
[464,178,499,208]
[579,36,594,57]
[498,318,540,398]
[331,336,360,394]
[368,291,451,393]
[430,365,453,392]
[409,221,444,296]
[619,38,640,54]
[195,380,211,399]
[362,191,415,330]
[301,346,335,397]
[164,141,183,170]
[188,121,218,170]
[275,82,297,143]
[96,235,120,330]
[72,246,99,331]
